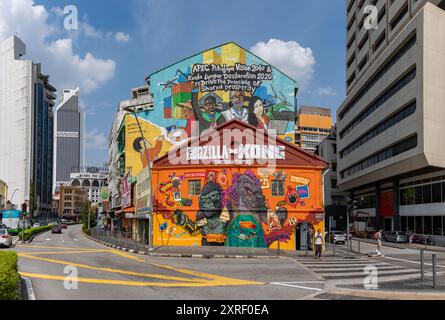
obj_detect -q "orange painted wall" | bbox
[151,165,325,250]
[297,114,332,130]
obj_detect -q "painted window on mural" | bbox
[188,180,202,196]
[272,180,285,196]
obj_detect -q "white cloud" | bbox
[317,86,337,97]
[0,0,116,95]
[115,32,130,43]
[86,129,108,150]
[250,39,316,90]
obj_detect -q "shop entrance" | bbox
[295,222,314,251]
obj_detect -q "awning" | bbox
[116,207,135,215]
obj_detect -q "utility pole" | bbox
[346,197,358,256]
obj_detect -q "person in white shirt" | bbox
[222,91,249,123]
[314,229,324,260]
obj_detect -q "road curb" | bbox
[82,232,279,259]
[329,286,445,300]
[21,276,36,300]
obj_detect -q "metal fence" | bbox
[90,228,149,251]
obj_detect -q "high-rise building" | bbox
[54,88,85,189]
[0,35,56,217]
[316,127,349,231]
[295,106,333,152]
[338,1,445,239]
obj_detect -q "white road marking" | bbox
[73,239,79,242]
[270,282,323,291]
[383,256,445,269]
[274,281,326,284]
[46,238,51,241]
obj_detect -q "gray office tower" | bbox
[54,88,85,190]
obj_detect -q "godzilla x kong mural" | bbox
[151,121,327,250]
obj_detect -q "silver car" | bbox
[329,231,346,244]
[385,231,408,243]
[0,228,13,247]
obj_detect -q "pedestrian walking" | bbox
[374,229,384,257]
[314,229,324,260]
[409,233,414,246]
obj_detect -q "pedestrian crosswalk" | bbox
[298,256,421,285]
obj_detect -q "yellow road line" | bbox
[18,272,263,287]
[17,250,111,255]
[110,250,147,262]
[17,245,101,251]
[18,253,208,283]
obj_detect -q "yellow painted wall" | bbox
[124,115,173,177]
[0,179,7,209]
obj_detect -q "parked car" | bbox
[32,223,41,228]
[414,235,435,246]
[385,231,408,243]
[60,223,68,229]
[0,229,12,248]
[328,231,347,244]
[51,225,62,234]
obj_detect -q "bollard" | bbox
[277,239,280,257]
[420,249,425,281]
[433,254,437,289]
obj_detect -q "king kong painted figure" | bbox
[173,180,229,246]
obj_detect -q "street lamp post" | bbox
[123,105,153,250]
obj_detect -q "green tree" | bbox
[81,202,96,235]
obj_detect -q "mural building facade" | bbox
[151,121,327,250]
[112,42,327,250]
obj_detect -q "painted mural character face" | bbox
[198,181,223,219]
[230,91,245,110]
[253,99,264,117]
[237,174,268,218]
[203,97,217,115]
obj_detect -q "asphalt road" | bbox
[5,225,325,300]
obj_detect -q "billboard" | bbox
[1,210,21,229]
[136,167,152,216]
[120,173,132,209]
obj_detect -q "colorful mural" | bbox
[153,169,323,249]
[146,42,297,144]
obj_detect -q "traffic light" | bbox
[346,197,358,212]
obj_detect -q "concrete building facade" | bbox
[0,179,7,210]
[296,106,333,152]
[317,127,349,231]
[58,185,88,220]
[0,35,56,217]
[107,85,153,229]
[70,172,108,205]
[338,1,445,240]
[54,88,85,189]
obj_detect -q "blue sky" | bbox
[4,0,346,166]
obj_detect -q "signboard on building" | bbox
[120,173,132,209]
[186,144,285,165]
[136,167,152,215]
